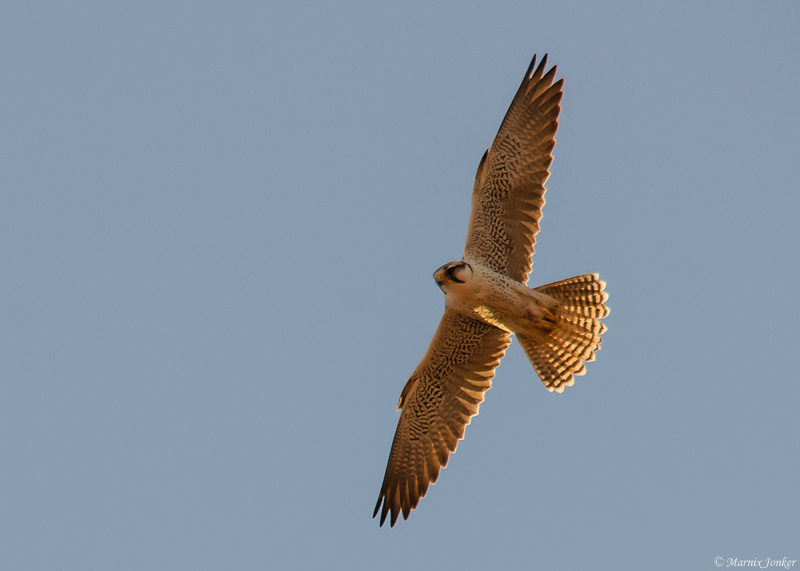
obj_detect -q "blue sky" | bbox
[2,2,799,569]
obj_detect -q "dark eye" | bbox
[448,264,466,283]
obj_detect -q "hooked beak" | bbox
[433,268,448,286]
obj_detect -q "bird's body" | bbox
[435,259,560,335]
[374,55,609,527]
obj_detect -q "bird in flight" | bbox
[373,55,609,527]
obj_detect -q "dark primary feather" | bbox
[463,54,564,284]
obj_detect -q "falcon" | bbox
[373,55,609,527]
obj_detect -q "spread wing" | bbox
[463,54,564,284]
[373,310,511,526]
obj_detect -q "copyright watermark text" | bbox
[715,557,797,568]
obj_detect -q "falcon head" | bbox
[433,261,473,289]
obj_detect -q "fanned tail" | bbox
[517,274,608,392]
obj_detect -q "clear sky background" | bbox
[2,2,799,570]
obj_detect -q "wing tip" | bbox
[373,492,404,527]
[525,54,538,78]
[373,494,391,527]
[527,53,557,79]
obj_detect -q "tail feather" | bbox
[517,274,608,392]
